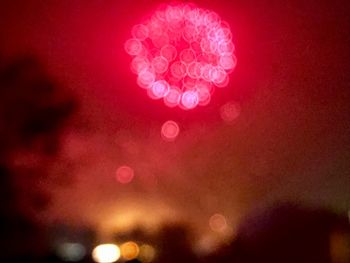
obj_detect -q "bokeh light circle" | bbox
[209,213,227,233]
[125,3,237,110]
[161,120,180,141]
[92,244,120,263]
[220,101,241,123]
[116,165,135,184]
[120,241,140,260]
[138,244,156,262]
[56,242,86,262]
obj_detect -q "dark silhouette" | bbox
[0,55,77,261]
[210,203,350,263]
[157,223,199,263]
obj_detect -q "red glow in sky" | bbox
[3,0,349,248]
[125,3,237,110]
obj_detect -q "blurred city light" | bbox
[138,244,156,262]
[92,244,120,263]
[161,120,180,141]
[116,165,135,184]
[120,241,139,260]
[56,242,86,262]
[209,213,228,233]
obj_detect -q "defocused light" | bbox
[138,244,156,263]
[132,24,149,41]
[125,3,237,110]
[137,69,155,89]
[149,80,169,99]
[209,213,227,233]
[56,242,86,262]
[170,61,187,79]
[125,39,143,56]
[220,101,241,123]
[160,44,177,61]
[330,230,350,263]
[161,120,180,141]
[181,90,199,110]
[180,48,196,64]
[92,244,120,263]
[164,86,181,107]
[152,56,169,74]
[116,165,134,184]
[194,236,219,256]
[120,241,140,260]
[219,54,237,70]
[131,57,150,74]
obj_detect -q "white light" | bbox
[92,244,120,263]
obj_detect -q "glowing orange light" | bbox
[116,165,134,184]
[120,241,140,260]
[161,120,180,141]
[209,213,227,232]
[92,244,120,263]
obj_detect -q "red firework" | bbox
[125,3,237,110]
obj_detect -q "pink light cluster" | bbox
[125,3,237,110]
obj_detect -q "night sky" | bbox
[1,0,349,243]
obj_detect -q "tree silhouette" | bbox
[0,54,77,261]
